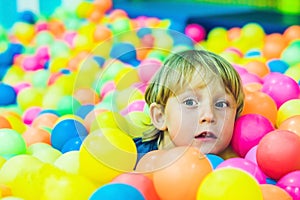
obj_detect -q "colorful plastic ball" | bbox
[31,113,59,129]
[267,59,289,73]
[216,157,266,184]
[0,83,17,106]
[73,88,100,105]
[17,87,43,111]
[2,111,26,134]
[184,23,206,42]
[79,128,137,185]
[281,40,300,66]
[112,173,160,200]
[278,115,300,137]
[120,100,146,116]
[137,59,161,83]
[277,170,300,199]
[283,25,300,43]
[61,136,85,153]
[22,106,41,125]
[110,42,139,66]
[56,95,81,116]
[231,114,274,157]
[240,72,263,85]
[28,144,62,164]
[22,127,50,146]
[244,145,258,165]
[262,33,288,59]
[0,129,26,159]
[262,72,300,108]
[260,184,292,200]
[153,147,213,200]
[285,63,300,83]
[277,99,300,127]
[12,22,35,44]
[0,154,43,186]
[256,130,300,180]
[241,23,265,48]
[243,60,270,78]
[51,118,88,151]
[54,150,80,174]
[89,183,145,200]
[241,90,278,125]
[0,115,11,129]
[197,168,263,200]
[206,154,224,169]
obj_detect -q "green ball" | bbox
[281,40,300,65]
[0,129,27,159]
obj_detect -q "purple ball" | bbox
[262,72,300,108]
[231,114,274,157]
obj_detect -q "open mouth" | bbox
[195,131,217,139]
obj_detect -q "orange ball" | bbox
[262,33,288,59]
[241,90,278,125]
[94,25,112,42]
[31,113,59,129]
[260,184,292,200]
[48,19,65,38]
[227,27,241,41]
[283,25,300,44]
[243,60,270,78]
[0,115,11,129]
[278,115,300,137]
[94,0,113,13]
[73,88,100,105]
[152,147,213,200]
[22,127,51,146]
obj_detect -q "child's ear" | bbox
[149,103,167,131]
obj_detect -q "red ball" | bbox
[257,130,300,180]
[184,24,206,42]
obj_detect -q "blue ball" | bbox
[267,59,289,73]
[89,183,145,200]
[93,56,105,67]
[0,83,17,106]
[61,136,85,153]
[137,27,152,38]
[110,43,140,67]
[75,104,94,119]
[18,10,37,24]
[51,119,88,151]
[206,154,224,169]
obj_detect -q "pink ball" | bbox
[13,82,31,94]
[120,100,146,115]
[216,157,267,184]
[277,170,300,199]
[137,59,161,83]
[233,64,248,75]
[22,106,42,125]
[22,55,43,71]
[262,72,300,108]
[257,130,300,180]
[244,145,258,165]
[240,72,263,85]
[100,81,116,99]
[231,114,274,157]
[184,23,206,42]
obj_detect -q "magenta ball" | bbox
[216,157,266,184]
[184,23,206,42]
[22,55,43,71]
[120,100,146,116]
[22,106,42,125]
[262,72,300,108]
[231,114,274,157]
[277,170,300,199]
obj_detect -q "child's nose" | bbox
[199,107,215,124]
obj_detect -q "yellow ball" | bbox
[114,67,140,91]
[197,168,263,200]
[90,111,128,132]
[54,151,80,174]
[276,99,300,127]
[17,87,43,111]
[79,128,137,185]
[0,155,43,186]
[114,86,144,111]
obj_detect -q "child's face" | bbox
[162,78,237,154]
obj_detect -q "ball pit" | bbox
[0,0,299,199]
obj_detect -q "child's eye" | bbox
[215,101,229,108]
[183,99,198,106]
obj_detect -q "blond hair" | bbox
[143,49,244,143]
